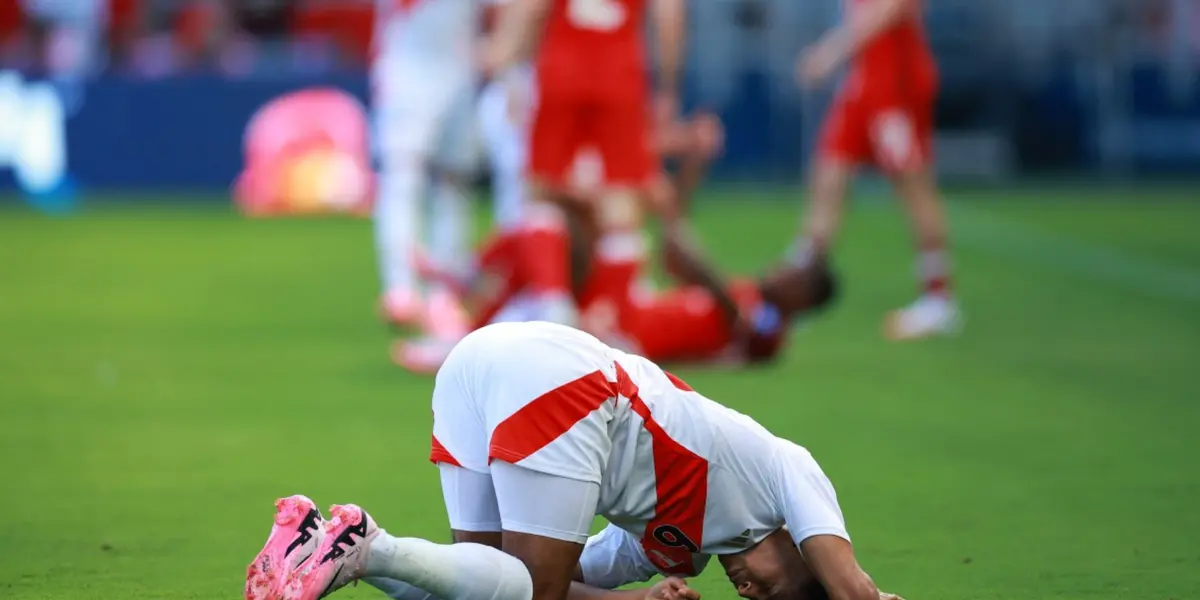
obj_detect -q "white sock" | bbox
[491,155,525,231]
[533,292,578,327]
[375,161,426,294]
[366,535,533,600]
[430,177,470,284]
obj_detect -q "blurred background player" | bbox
[481,0,687,330]
[796,0,958,341]
[373,0,478,338]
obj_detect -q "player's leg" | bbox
[373,60,436,327]
[479,76,529,231]
[361,464,525,600]
[793,97,864,262]
[521,94,585,326]
[872,103,960,340]
[292,342,535,600]
[292,501,532,600]
[492,461,598,600]
[423,79,479,340]
[583,98,656,326]
[331,463,597,600]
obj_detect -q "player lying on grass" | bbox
[394,115,837,370]
[246,321,902,600]
[390,112,725,368]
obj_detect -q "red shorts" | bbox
[816,88,934,173]
[528,92,656,188]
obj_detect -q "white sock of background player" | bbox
[429,175,470,287]
[479,74,528,232]
[491,153,525,231]
[375,157,426,298]
[364,536,533,600]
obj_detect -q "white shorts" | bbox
[372,57,479,174]
[430,323,623,482]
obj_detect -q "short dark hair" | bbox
[809,260,839,310]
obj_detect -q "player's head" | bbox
[758,254,839,318]
[718,529,827,600]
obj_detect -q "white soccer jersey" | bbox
[431,322,851,580]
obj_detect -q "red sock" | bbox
[476,230,517,274]
[917,248,952,297]
[517,224,571,298]
[581,231,646,324]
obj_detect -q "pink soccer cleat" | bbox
[390,336,456,375]
[381,288,425,328]
[245,495,326,600]
[423,289,469,340]
[283,504,380,600]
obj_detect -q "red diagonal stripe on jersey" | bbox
[429,434,461,467]
[489,370,616,464]
[663,371,693,392]
[617,364,707,576]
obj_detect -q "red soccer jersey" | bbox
[624,280,785,364]
[537,0,649,100]
[843,0,938,101]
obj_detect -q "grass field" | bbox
[2,186,1199,599]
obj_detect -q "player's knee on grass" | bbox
[492,461,598,600]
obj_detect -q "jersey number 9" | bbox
[652,524,700,553]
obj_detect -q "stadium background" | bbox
[1,1,1198,599]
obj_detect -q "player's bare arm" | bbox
[666,113,722,217]
[659,222,743,332]
[798,0,918,85]
[652,0,686,124]
[484,0,551,73]
[799,535,882,600]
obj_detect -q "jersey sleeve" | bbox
[578,524,660,589]
[772,443,852,546]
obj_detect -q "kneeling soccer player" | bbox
[247,322,901,600]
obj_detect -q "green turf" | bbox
[1,187,1198,599]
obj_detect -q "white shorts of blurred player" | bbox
[430,323,623,542]
[373,59,479,175]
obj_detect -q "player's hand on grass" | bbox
[878,593,905,600]
[646,577,700,600]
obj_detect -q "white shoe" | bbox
[883,295,961,341]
